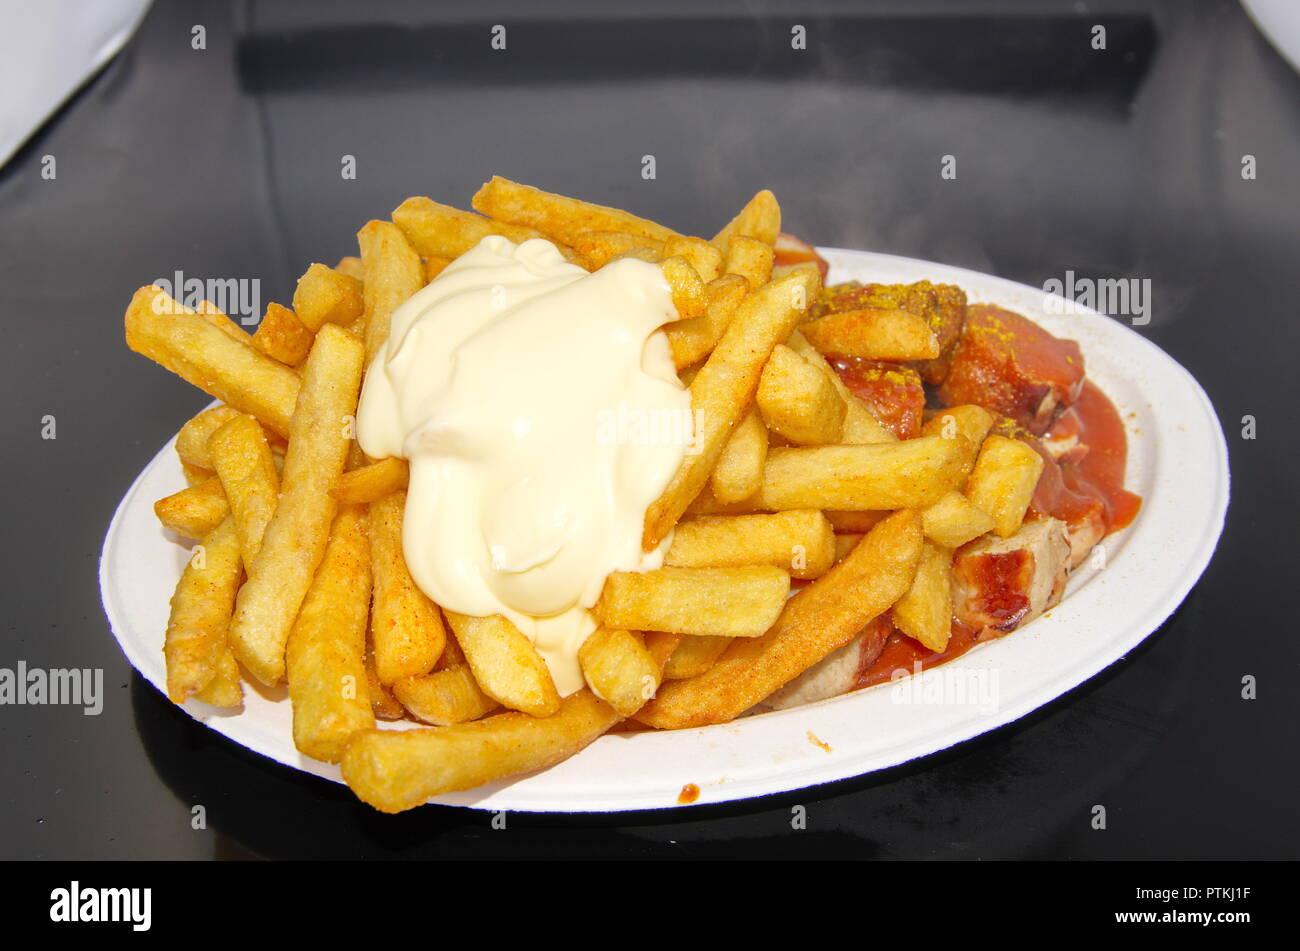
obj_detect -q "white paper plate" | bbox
[100,249,1229,812]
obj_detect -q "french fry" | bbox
[571,230,664,269]
[472,175,681,246]
[292,263,365,333]
[425,256,452,283]
[920,404,995,483]
[642,631,683,668]
[364,651,407,720]
[662,634,731,680]
[723,235,775,290]
[207,413,281,571]
[636,509,922,728]
[964,435,1045,538]
[163,517,244,705]
[579,629,661,717]
[229,324,364,685]
[832,533,863,563]
[331,457,409,503]
[357,220,424,366]
[597,566,789,637]
[756,344,846,445]
[801,308,940,361]
[666,510,835,580]
[192,648,242,707]
[660,256,708,319]
[643,267,820,549]
[392,196,584,265]
[892,541,954,652]
[824,510,889,534]
[176,404,242,469]
[335,255,365,281]
[198,303,251,343]
[709,406,767,503]
[443,611,560,718]
[712,189,781,250]
[155,478,228,538]
[251,302,314,366]
[393,666,498,726]
[181,462,214,486]
[758,436,966,511]
[341,688,619,812]
[285,505,375,763]
[921,490,996,548]
[368,490,445,683]
[663,235,723,282]
[664,273,749,369]
[787,329,896,444]
[125,286,301,436]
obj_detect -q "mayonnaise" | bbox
[356,236,691,696]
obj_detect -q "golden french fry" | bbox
[801,308,940,361]
[578,629,661,717]
[663,235,723,282]
[251,302,314,366]
[424,256,452,283]
[756,344,846,445]
[666,510,835,580]
[824,510,889,534]
[921,490,996,548]
[341,689,618,812]
[335,255,365,281]
[709,406,767,503]
[292,263,365,333]
[636,510,922,728]
[964,435,1045,538]
[176,404,242,469]
[331,457,409,503]
[285,505,375,763]
[229,324,364,685]
[786,330,895,444]
[369,490,446,683]
[662,634,731,680]
[643,267,820,549]
[723,235,775,290]
[155,477,228,538]
[443,611,560,718]
[758,436,966,511]
[198,303,251,343]
[393,666,498,726]
[712,189,781,250]
[892,541,954,652]
[472,175,681,246]
[207,413,281,571]
[358,219,424,365]
[597,566,790,637]
[364,651,406,720]
[125,286,301,436]
[181,462,214,486]
[920,404,996,484]
[163,517,244,705]
[191,648,242,707]
[642,631,683,668]
[660,256,708,319]
[571,230,664,269]
[665,273,749,369]
[832,533,863,563]
[393,196,578,261]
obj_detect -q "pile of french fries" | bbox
[127,177,1046,812]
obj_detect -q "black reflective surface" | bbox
[1,0,1296,859]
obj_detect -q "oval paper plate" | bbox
[100,249,1229,812]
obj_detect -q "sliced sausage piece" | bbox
[951,517,1070,635]
[938,305,1085,435]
